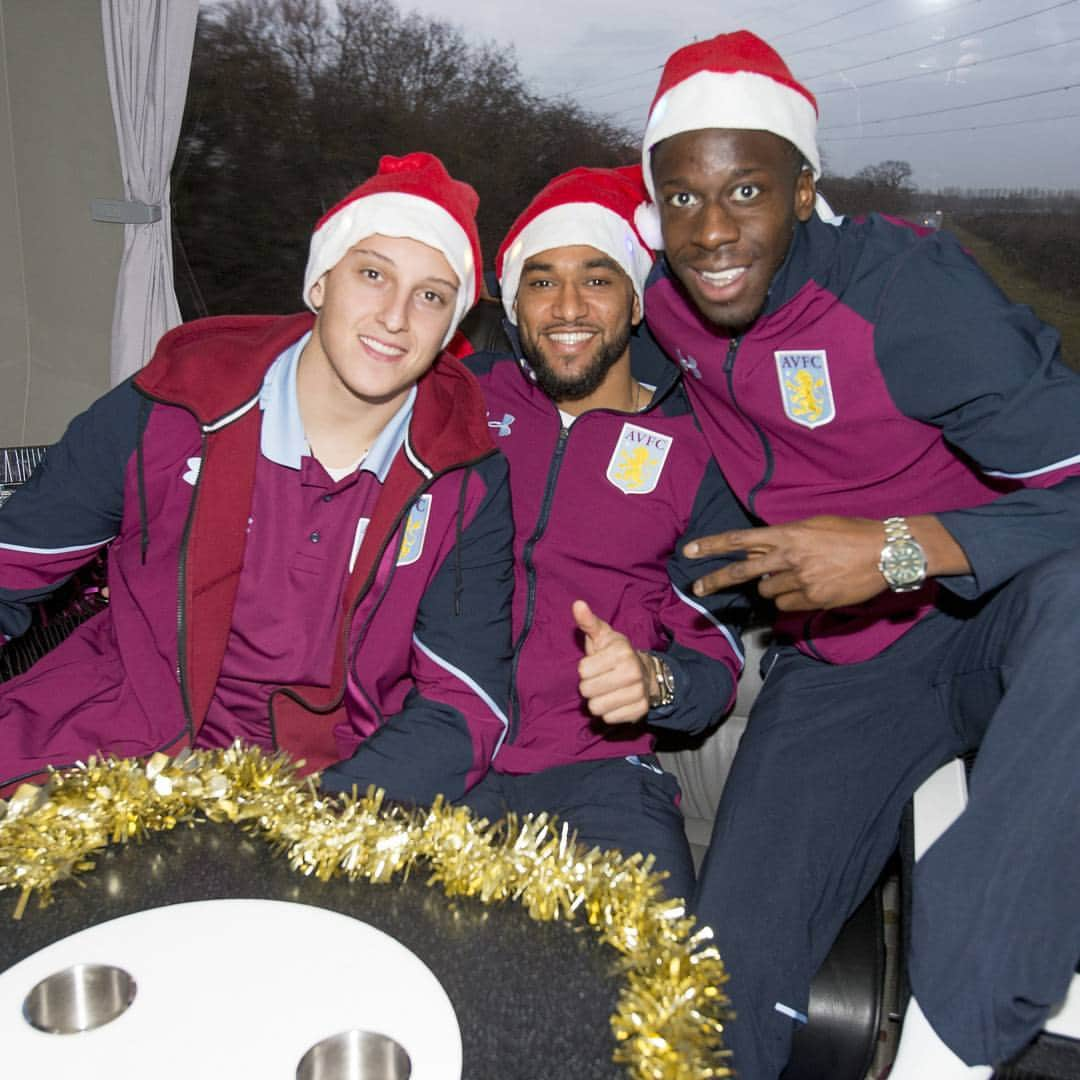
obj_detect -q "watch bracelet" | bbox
[647,652,676,709]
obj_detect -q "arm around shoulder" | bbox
[656,457,754,734]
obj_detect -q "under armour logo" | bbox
[487,413,515,437]
[677,350,702,380]
[181,457,201,485]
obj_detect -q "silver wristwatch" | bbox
[878,517,928,593]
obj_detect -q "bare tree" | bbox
[854,160,914,192]
[173,0,638,316]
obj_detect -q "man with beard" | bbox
[639,30,1080,1080]
[459,165,751,900]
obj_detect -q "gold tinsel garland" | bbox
[0,745,732,1079]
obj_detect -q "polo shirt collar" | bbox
[258,331,415,483]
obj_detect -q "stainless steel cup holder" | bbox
[22,963,137,1034]
[296,1030,412,1080]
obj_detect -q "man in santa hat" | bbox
[458,164,751,900]
[0,152,514,809]
[639,28,1080,1080]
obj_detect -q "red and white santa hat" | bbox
[303,152,482,346]
[641,29,820,203]
[494,164,655,325]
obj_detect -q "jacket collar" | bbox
[760,212,840,317]
[134,312,494,475]
[258,331,413,481]
[650,211,842,334]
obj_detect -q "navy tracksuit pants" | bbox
[694,548,1080,1078]
[462,753,695,903]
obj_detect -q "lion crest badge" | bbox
[775,350,835,429]
[606,422,673,495]
[397,494,432,566]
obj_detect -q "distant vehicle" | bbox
[919,209,944,230]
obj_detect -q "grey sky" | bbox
[401,0,1080,191]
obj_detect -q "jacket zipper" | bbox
[508,423,570,743]
[173,431,204,744]
[722,341,827,659]
[130,385,221,753]
[723,337,775,518]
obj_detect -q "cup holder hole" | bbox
[296,1029,412,1080]
[23,963,136,1034]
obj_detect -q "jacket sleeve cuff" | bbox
[644,649,737,734]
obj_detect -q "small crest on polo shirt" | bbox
[397,494,432,566]
[775,350,835,429]
[606,422,673,495]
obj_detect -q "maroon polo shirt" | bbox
[195,336,411,749]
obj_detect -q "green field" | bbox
[948,222,1080,371]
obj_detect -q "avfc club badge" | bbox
[606,422,673,495]
[775,350,835,429]
[397,494,432,566]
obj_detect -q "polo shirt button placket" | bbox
[309,530,321,544]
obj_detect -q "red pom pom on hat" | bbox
[303,152,482,343]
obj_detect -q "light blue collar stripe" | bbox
[984,450,1080,480]
[674,586,745,667]
[366,386,416,483]
[0,537,114,555]
[411,632,510,758]
[259,333,310,469]
[204,393,259,433]
[259,331,415,481]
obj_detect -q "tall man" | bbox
[0,153,513,806]
[639,30,1080,1080]
[460,165,750,899]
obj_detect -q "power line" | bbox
[803,0,1078,82]
[581,0,1080,121]
[821,84,1078,130]
[568,0,985,103]
[815,35,1080,95]
[582,72,662,105]
[570,0,1053,105]
[567,62,663,97]
[819,108,1080,141]
[770,0,890,42]
[784,0,986,58]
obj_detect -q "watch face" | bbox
[882,539,926,587]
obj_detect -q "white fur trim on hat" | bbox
[634,201,665,252]
[814,191,844,225]
[303,191,475,347]
[499,202,653,325]
[642,69,821,197]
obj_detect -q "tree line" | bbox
[172,0,636,317]
[173,0,1079,320]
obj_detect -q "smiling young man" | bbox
[638,30,1080,1080]
[458,166,750,899]
[0,153,514,806]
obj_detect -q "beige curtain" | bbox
[101,0,199,384]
